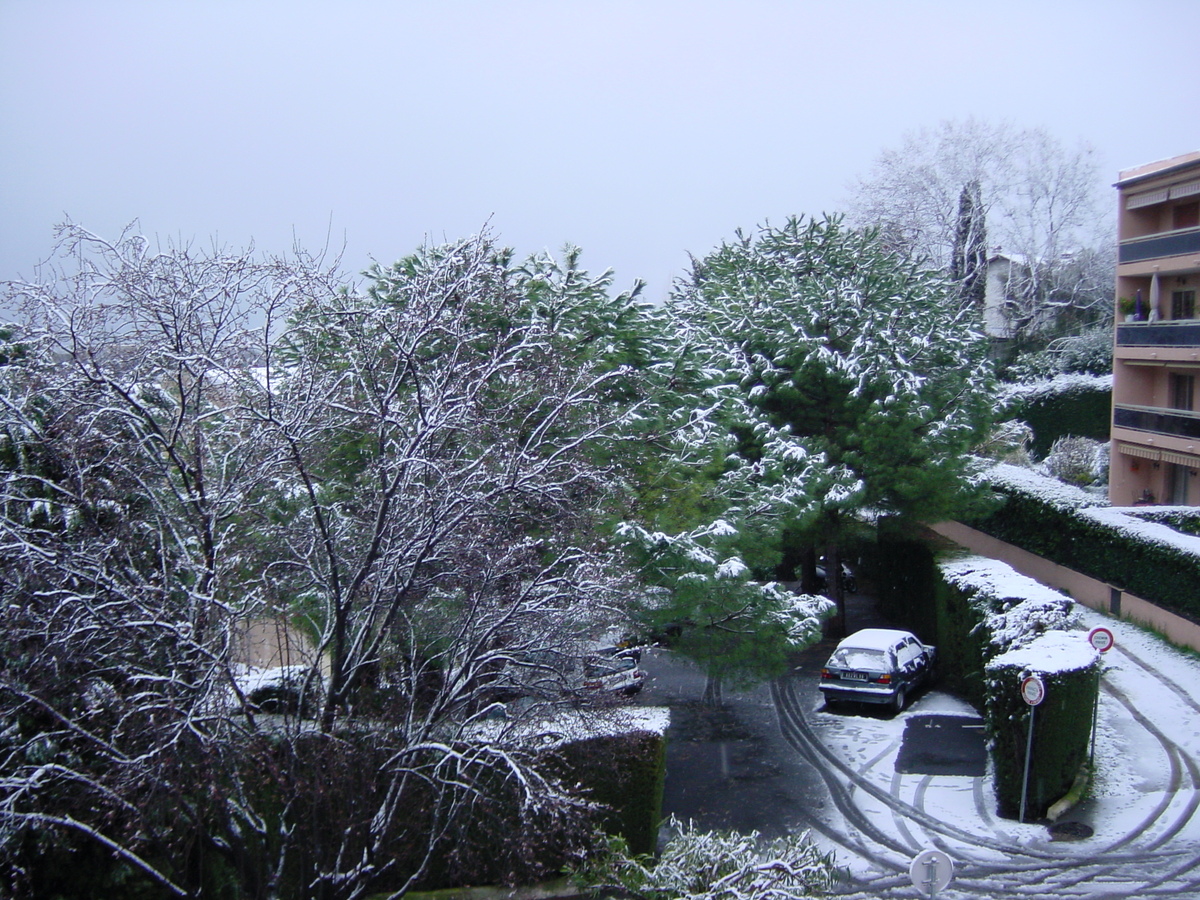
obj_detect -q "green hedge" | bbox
[550,728,667,857]
[985,649,1099,820]
[967,481,1200,623]
[1002,378,1112,458]
[874,529,1099,820]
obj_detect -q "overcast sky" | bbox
[3,0,1198,301]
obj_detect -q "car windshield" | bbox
[830,647,889,670]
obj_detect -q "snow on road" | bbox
[775,604,1200,899]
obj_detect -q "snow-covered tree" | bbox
[572,816,841,900]
[0,225,646,898]
[848,118,1114,345]
[950,179,987,313]
[664,215,996,635]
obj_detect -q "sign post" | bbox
[1087,627,1114,767]
[909,849,954,898]
[1019,673,1045,823]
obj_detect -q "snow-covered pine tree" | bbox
[667,215,997,635]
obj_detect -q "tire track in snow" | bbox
[772,668,1200,898]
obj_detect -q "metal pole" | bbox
[1020,704,1036,823]
[923,856,939,899]
[1090,663,1102,769]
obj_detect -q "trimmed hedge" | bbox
[967,471,1200,623]
[550,728,667,857]
[1000,376,1112,459]
[985,640,1099,821]
[874,530,1099,820]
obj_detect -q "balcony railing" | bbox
[1113,404,1200,441]
[1116,320,1200,347]
[1118,227,1200,264]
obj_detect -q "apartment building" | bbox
[1110,150,1200,506]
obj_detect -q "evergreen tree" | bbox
[950,179,988,314]
[665,215,997,636]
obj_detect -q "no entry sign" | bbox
[1088,627,1115,653]
[1021,674,1046,707]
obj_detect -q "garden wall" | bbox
[966,464,1200,624]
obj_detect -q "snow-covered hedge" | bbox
[998,373,1113,407]
[969,464,1200,622]
[1124,505,1200,536]
[937,555,1099,821]
[939,556,1079,654]
[548,712,670,857]
[998,373,1112,458]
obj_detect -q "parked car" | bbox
[582,654,645,696]
[818,628,935,714]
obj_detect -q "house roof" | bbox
[1116,150,1200,189]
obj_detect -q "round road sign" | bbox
[1021,674,1046,706]
[909,848,954,896]
[1088,626,1115,653]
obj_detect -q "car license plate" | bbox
[842,671,868,681]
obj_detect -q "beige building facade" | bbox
[1110,150,1200,507]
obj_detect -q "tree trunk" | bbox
[825,541,847,638]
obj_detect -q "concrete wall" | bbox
[232,618,328,675]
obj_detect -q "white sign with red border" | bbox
[1021,673,1046,707]
[1088,626,1115,653]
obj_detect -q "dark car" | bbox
[818,628,935,713]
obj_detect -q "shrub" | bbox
[967,464,1200,623]
[985,633,1099,820]
[937,557,1097,820]
[1043,435,1107,487]
[999,374,1112,458]
[571,817,842,900]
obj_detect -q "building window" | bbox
[1172,290,1196,320]
[1171,373,1196,411]
[1174,201,1200,230]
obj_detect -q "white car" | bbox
[818,628,935,713]
[582,654,645,696]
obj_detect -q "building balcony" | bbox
[1118,227,1200,264]
[1116,320,1200,347]
[1113,404,1200,441]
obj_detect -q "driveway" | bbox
[639,597,1200,899]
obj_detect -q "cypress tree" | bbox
[951,180,988,314]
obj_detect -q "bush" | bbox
[865,526,1102,821]
[549,725,668,857]
[999,374,1112,458]
[1044,435,1107,487]
[985,634,1099,820]
[571,817,842,900]
[967,464,1200,623]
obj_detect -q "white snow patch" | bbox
[986,630,1098,676]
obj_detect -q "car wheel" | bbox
[891,686,906,714]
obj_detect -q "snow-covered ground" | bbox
[784,605,1200,899]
